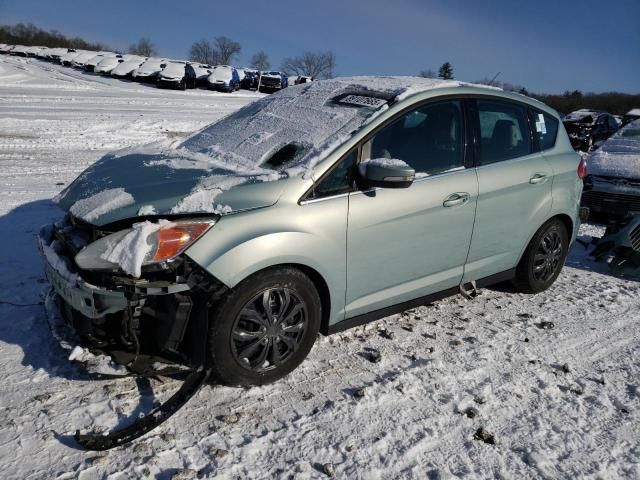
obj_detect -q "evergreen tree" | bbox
[438,62,454,80]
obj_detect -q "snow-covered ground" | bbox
[0,56,638,480]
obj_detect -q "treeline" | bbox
[0,23,109,51]
[531,91,640,116]
[423,62,639,116]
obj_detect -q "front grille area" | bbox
[630,224,640,252]
[581,190,640,213]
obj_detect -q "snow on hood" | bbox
[209,66,234,83]
[54,148,286,226]
[134,58,167,75]
[587,119,640,180]
[160,62,186,79]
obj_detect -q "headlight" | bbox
[75,219,215,277]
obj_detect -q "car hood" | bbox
[54,151,286,227]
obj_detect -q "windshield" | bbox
[180,80,390,172]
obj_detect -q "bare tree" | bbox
[419,69,437,78]
[213,36,241,65]
[189,39,215,65]
[280,51,335,79]
[128,37,156,57]
[250,50,270,71]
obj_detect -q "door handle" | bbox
[529,172,548,184]
[443,192,470,207]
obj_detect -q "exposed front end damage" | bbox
[38,215,227,377]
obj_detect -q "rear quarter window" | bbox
[533,111,559,151]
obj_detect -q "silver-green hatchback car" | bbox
[40,77,586,386]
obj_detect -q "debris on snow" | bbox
[474,427,496,445]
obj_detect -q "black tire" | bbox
[513,218,569,294]
[208,267,321,386]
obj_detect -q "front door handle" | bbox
[529,172,548,184]
[443,192,470,207]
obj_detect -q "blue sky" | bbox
[1,0,638,93]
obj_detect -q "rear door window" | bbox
[477,100,531,165]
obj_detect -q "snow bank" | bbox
[100,220,172,277]
[68,187,135,222]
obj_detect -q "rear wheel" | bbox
[207,268,321,386]
[513,218,568,294]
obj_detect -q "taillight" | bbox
[577,157,587,179]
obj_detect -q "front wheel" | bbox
[513,218,568,294]
[208,268,321,386]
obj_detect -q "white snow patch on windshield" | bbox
[69,187,135,222]
[170,175,248,214]
[100,220,173,277]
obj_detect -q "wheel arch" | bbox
[517,213,574,266]
[222,262,332,337]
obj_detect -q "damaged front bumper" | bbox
[37,219,225,375]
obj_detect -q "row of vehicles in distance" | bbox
[0,43,313,93]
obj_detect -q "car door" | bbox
[462,98,553,282]
[345,99,478,318]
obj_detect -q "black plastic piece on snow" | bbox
[75,366,211,451]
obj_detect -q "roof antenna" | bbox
[488,71,501,86]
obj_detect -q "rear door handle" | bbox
[529,172,548,184]
[443,192,470,207]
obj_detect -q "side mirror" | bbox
[358,158,415,189]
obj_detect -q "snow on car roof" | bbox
[587,119,640,180]
[176,76,492,173]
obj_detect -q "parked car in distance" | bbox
[157,61,196,90]
[48,47,72,63]
[623,108,640,126]
[95,55,125,75]
[70,51,98,69]
[42,77,584,386]
[190,63,213,86]
[259,71,288,92]
[240,68,259,89]
[132,58,168,82]
[206,65,241,92]
[582,119,640,221]
[9,45,30,56]
[60,50,84,66]
[295,75,313,85]
[84,54,108,72]
[111,56,146,78]
[563,109,619,151]
[25,46,46,57]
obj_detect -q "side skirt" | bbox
[323,268,516,335]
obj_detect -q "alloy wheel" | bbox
[533,229,563,282]
[230,288,307,372]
